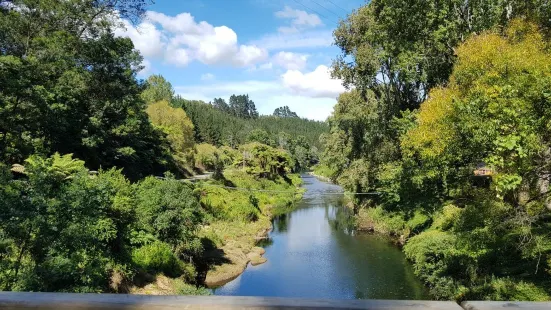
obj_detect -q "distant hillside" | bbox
[173,97,328,149]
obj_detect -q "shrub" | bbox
[195,143,218,171]
[132,242,185,277]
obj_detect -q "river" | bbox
[212,175,428,299]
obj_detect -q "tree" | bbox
[211,97,231,114]
[237,143,293,179]
[246,129,275,146]
[175,97,328,150]
[134,176,204,258]
[273,106,298,118]
[141,75,175,104]
[325,0,551,195]
[146,101,195,166]
[229,94,258,119]
[398,20,551,300]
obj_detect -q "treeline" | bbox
[317,0,551,301]
[175,97,327,150]
[0,0,306,294]
[175,97,326,171]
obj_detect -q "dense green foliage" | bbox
[273,106,298,118]
[146,100,195,170]
[175,97,326,171]
[0,153,202,292]
[141,75,175,104]
[175,97,327,149]
[0,0,174,180]
[321,0,551,301]
[209,95,258,119]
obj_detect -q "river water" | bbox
[213,175,428,299]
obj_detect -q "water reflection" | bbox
[214,175,428,299]
[272,213,289,233]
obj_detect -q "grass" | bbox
[195,168,303,287]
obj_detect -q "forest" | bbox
[0,0,317,294]
[315,0,551,301]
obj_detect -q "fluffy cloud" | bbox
[275,6,322,33]
[174,65,346,121]
[175,80,337,121]
[114,20,164,58]
[282,65,345,98]
[273,52,309,70]
[115,11,267,67]
[258,62,273,70]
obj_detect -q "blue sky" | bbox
[116,0,365,120]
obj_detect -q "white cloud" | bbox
[259,62,273,70]
[282,65,345,98]
[273,52,309,70]
[200,73,215,81]
[114,20,164,58]
[251,30,333,50]
[165,47,191,66]
[115,11,267,67]
[174,64,345,121]
[175,79,337,121]
[138,59,153,76]
[275,6,323,33]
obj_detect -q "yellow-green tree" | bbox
[147,101,195,165]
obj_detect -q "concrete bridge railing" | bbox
[0,292,549,310]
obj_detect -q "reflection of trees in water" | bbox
[328,205,356,235]
[272,213,290,233]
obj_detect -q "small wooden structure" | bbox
[473,162,493,177]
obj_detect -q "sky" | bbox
[115,0,365,121]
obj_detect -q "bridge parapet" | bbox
[0,292,549,310]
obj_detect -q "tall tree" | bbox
[229,94,258,119]
[273,106,298,118]
[212,97,230,113]
[141,74,175,104]
[146,101,195,167]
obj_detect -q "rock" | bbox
[250,256,267,266]
[250,247,266,255]
[246,251,268,266]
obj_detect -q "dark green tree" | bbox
[273,106,298,118]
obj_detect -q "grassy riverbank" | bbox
[195,169,304,287]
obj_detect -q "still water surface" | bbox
[213,175,428,299]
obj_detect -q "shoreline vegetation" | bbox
[196,170,305,288]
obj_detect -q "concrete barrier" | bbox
[2,292,550,310]
[461,301,551,310]
[0,292,462,310]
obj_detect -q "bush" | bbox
[470,277,551,301]
[363,206,407,236]
[134,176,204,257]
[195,143,218,171]
[405,210,431,234]
[132,242,185,277]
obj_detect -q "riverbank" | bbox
[196,170,304,288]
